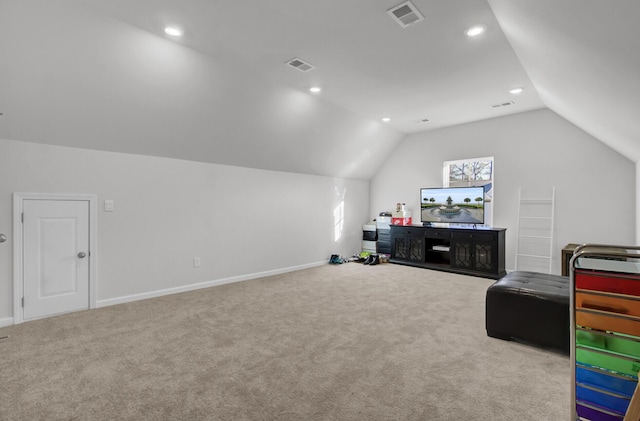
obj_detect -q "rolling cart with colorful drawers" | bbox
[571,244,640,421]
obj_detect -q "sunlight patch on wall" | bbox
[334,201,345,241]
[333,186,347,242]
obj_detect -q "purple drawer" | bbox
[576,402,624,420]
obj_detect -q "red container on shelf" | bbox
[392,217,412,226]
[392,203,412,226]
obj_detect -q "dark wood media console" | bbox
[390,225,506,279]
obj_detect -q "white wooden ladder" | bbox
[514,187,556,273]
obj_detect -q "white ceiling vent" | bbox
[286,57,315,72]
[387,1,424,28]
[491,101,515,109]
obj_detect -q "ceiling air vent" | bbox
[286,57,315,72]
[387,1,424,28]
[491,101,515,109]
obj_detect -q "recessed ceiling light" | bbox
[309,87,322,93]
[164,26,183,37]
[509,87,524,95]
[381,117,391,123]
[465,24,486,37]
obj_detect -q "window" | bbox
[443,156,494,225]
[445,158,493,186]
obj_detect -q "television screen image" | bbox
[420,186,485,224]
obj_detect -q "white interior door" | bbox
[22,199,90,320]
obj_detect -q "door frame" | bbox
[13,192,98,324]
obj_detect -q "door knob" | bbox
[0,233,6,243]
[77,252,87,259]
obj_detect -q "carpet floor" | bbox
[0,263,570,420]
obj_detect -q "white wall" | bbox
[0,139,369,325]
[637,161,640,245]
[371,108,636,274]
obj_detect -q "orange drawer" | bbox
[576,291,640,318]
[576,310,640,337]
[576,270,640,296]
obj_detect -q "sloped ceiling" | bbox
[488,0,640,163]
[0,0,638,181]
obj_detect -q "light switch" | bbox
[193,257,201,268]
[104,200,114,212]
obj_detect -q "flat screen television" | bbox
[420,186,485,225]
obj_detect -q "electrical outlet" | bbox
[193,257,201,268]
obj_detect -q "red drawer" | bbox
[576,270,640,297]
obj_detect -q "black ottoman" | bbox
[486,271,570,354]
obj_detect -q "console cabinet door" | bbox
[452,238,473,270]
[391,228,425,264]
[473,240,495,272]
[451,232,496,273]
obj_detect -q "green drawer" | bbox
[577,330,640,358]
[576,346,640,378]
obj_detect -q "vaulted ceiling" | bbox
[0,0,638,180]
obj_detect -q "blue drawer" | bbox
[577,365,638,397]
[576,385,630,415]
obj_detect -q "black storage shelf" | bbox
[377,228,391,254]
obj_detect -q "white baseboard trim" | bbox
[96,260,326,309]
[0,317,14,328]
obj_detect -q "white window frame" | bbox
[443,156,494,226]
